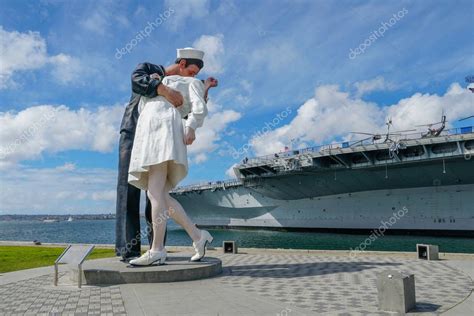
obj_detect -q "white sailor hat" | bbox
[176,47,204,60]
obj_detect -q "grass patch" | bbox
[0,246,115,273]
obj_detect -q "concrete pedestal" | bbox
[376,270,416,314]
[223,241,238,254]
[417,244,439,260]
[70,255,222,285]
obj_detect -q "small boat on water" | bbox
[43,219,59,223]
[67,216,73,222]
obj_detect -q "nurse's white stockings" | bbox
[147,161,201,253]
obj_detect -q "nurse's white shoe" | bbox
[190,230,213,262]
[129,249,167,266]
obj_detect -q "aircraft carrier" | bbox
[171,124,474,236]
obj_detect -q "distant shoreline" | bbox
[0,214,115,221]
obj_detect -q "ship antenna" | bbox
[416,110,448,138]
[384,118,393,142]
[436,109,447,136]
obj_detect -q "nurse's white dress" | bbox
[128,75,208,190]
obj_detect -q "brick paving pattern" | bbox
[0,252,472,315]
[0,273,126,316]
[218,253,472,315]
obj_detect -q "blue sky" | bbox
[0,0,473,214]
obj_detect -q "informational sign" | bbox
[54,244,95,288]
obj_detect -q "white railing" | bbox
[171,178,242,193]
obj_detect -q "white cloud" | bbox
[249,41,299,73]
[193,34,225,74]
[187,98,241,163]
[354,76,396,97]
[386,83,474,131]
[185,97,241,163]
[225,163,238,179]
[92,190,116,201]
[81,11,109,34]
[56,162,76,172]
[250,82,474,156]
[0,26,82,89]
[49,54,83,85]
[0,165,117,214]
[164,0,209,31]
[79,2,130,34]
[189,109,242,163]
[213,79,253,109]
[0,26,46,88]
[0,104,124,166]
[250,84,383,155]
[193,153,208,164]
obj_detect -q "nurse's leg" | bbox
[164,180,201,241]
[147,163,169,252]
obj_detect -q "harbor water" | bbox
[1,219,473,253]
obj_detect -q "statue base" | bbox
[70,255,222,285]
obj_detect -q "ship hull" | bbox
[172,183,474,236]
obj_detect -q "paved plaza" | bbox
[0,247,473,315]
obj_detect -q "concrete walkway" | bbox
[442,259,474,316]
[0,247,472,315]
